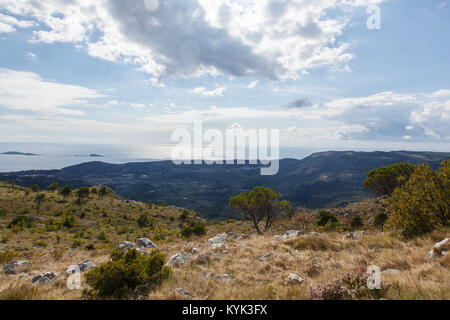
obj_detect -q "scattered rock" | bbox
[66,260,96,274]
[208,233,227,248]
[216,274,233,282]
[203,272,213,279]
[175,288,192,297]
[166,253,193,267]
[31,272,56,284]
[3,260,31,275]
[136,238,157,249]
[118,241,136,250]
[285,273,304,284]
[3,263,17,275]
[258,253,273,261]
[344,232,361,241]
[429,238,449,258]
[227,232,239,239]
[282,230,306,239]
[272,235,282,240]
[192,248,202,254]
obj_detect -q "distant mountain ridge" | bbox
[1,150,449,219]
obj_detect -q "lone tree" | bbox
[350,214,364,230]
[76,187,90,204]
[34,193,45,215]
[99,186,108,199]
[374,212,389,231]
[59,186,72,201]
[364,163,416,196]
[230,187,291,235]
[48,182,60,192]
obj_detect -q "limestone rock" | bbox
[31,272,56,284]
[66,260,96,274]
[136,238,157,249]
[119,241,136,250]
[208,233,227,248]
[166,252,193,267]
[285,273,304,284]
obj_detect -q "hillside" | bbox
[1,151,449,220]
[0,181,448,300]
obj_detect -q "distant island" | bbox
[74,154,105,158]
[0,151,38,156]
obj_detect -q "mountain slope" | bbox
[1,151,448,219]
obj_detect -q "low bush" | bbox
[309,271,389,300]
[83,249,170,299]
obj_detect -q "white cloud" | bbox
[0,12,35,33]
[429,89,450,98]
[191,86,227,96]
[25,52,37,59]
[0,68,104,115]
[0,0,386,83]
[248,80,260,88]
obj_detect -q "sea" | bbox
[0,143,333,173]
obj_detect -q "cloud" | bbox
[248,80,260,88]
[144,89,450,143]
[25,52,37,59]
[0,68,104,115]
[0,0,386,83]
[192,86,227,96]
[0,12,35,33]
[284,98,313,109]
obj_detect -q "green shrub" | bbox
[192,224,206,237]
[137,212,153,228]
[83,249,170,299]
[8,216,33,231]
[72,238,83,248]
[350,215,363,230]
[85,244,95,251]
[31,184,40,192]
[0,251,19,264]
[62,215,76,228]
[317,211,338,227]
[34,240,47,248]
[0,208,6,216]
[181,224,207,239]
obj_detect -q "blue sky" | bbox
[0,0,449,159]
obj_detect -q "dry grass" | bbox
[0,182,448,300]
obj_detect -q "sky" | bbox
[0,0,449,160]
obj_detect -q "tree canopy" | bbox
[230,187,291,235]
[363,163,416,195]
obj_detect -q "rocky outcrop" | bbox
[31,272,56,284]
[429,238,449,258]
[2,260,31,275]
[136,238,157,249]
[66,260,96,274]
[208,233,227,248]
[285,273,304,284]
[119,241,136,250]
[166,253,193,267]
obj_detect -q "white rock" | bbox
[31,272,56,284]
[285,273,304,284]
[283,230,305,239]
[118,241,136,250]
[66,260,96,274]
[166,253,192,267]
[136,238,157,248]
[192,248,202,254]
[429,238,449,258]
[208,233,228,248]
